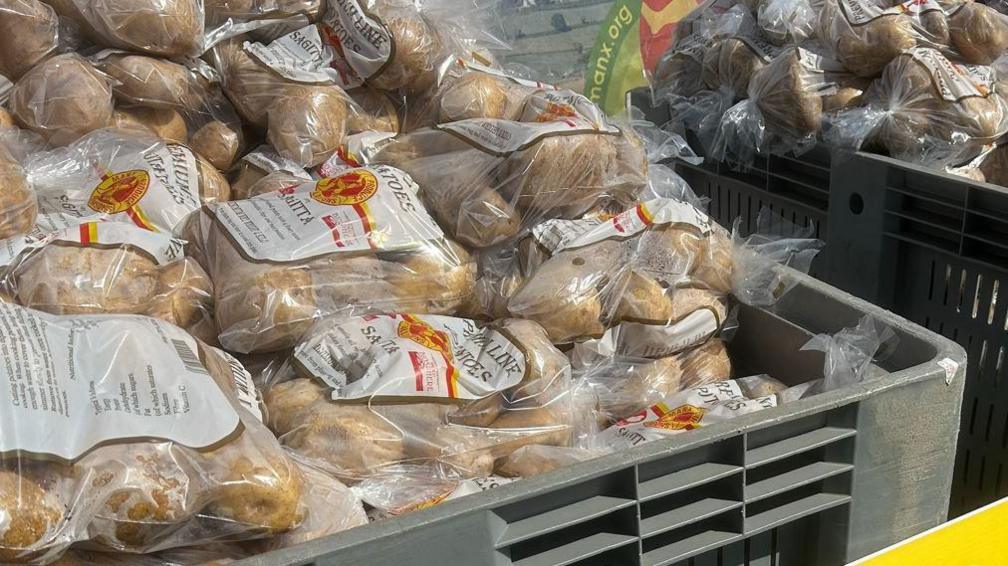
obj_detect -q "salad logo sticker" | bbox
[645,404,705,431]
[311,170,378,206]
[88,170,150,214]
[397,315,453,359]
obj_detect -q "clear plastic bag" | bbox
[23,128,228,234]
[208,33,393,167]
[0,140,36,240]
[353,464,518,518]
[826,47,1008,166]
[195,165,476,353]
[44,0,204,59]
[757,0,817,45]
[9,53,114,146]
[205,0,324,48]
[94,52,246,171]
[702,35,784,101]
[0,304,311,562]
[711,45,846,169]
[0,0,77,81]
[260,313,575,482]
[0,221,217,344]
[801,314,896,392]
[229,144,313,201]
[372,94,649,249]
[589,378,781,452]
[318,0,503,94]
[499,197,727,346]
[816,0,920,77]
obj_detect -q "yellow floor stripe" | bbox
[851,498,1008,565]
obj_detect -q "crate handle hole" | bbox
[849,193,864,215]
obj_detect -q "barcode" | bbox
[172,339,208,375]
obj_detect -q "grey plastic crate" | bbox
[238,273,965,566]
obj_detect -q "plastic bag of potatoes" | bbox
[0,0,80,82]
[319,0,494,94]
[22,128,228,234]
[711,45,866,167]
[570,340,736,425]
[589,376,787,451]
[204,0,325,46]
[372,90,649,249]
[260,313,576,482]
[650,1,755,99]
[353,464,518,518]
[828,47,1008,165]
[497,197,729,347]
[193,164,475,353]
[208,31,396,167]
[0,140,36,240]
[230,144,314,201]
[93,51,246,171]
[0,221,216,344]
[0,303,311,562]
[44,0,204,58]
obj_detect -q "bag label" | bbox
[838,0,900,25]
[246,25,342,84]
[34,143,202,234]
[0,305,240,460]
[210,165,444,261]
[321,0,393,81]
[611,308,722,358]
[295,313,528,401]
[592,380,776,449]
[436,89,619,155]
[242,145,313,177]
[532,199,713,254]
[906,48,990,101]
[314,131,397,177]
[219,349,265,422]
[0,220,186,268]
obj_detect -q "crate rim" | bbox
[238,271,966,566]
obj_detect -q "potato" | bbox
[197,155,232,203]
[751,48,823,136]
[702,38,769,101]
[267,85,349,167]
[0,109,12,129]
[818,0,917,78]
[190,120,243,171]
[437,72,521,123]
[949,1,1008,65]
[368,12,443,93]
[347,87,400,133]
[102,54,196,108]
[9,54,114,145]
[47,0,203,58]
[0,0,60,80]
[112,106,188,143]
[0,153,35,239]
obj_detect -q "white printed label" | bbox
[457,59,557,90]
[518,89,617,130]
[906,48,989,102]
[738,35,785,62]
[592,381,775,450]
[295,313,527,401]
[838,0,897,25]
[0,304,240,460]
[245,25,341,84]
[321,0,393,80]
[209,165,444,261]
[532,199,713,254]
[242,145,313,177]
[673,33,708,60]
[32,143,202,234]
[0,220,186,268]
[612,308,722,358]
[218,349,264,422]
[314,131,396,177]
[937,356,960,385]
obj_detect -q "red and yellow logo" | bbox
[88,170,150,214]
[312,170,378,206]
[397,315,452,359]
[645,404,706,431]
[535,101,578,123]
